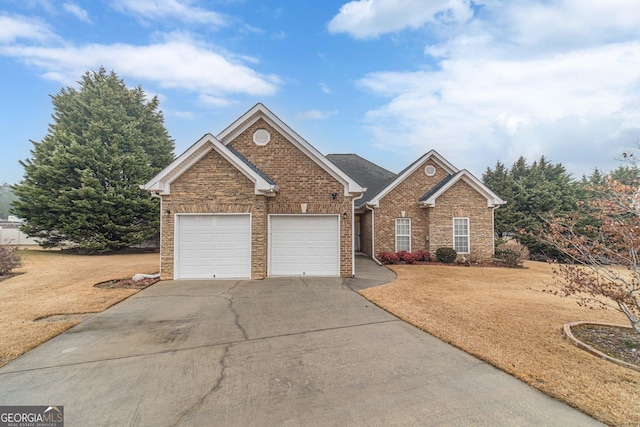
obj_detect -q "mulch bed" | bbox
[94,276,160,289]
[572,324,640,367]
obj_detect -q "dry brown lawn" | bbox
[360,261,640,427]
[0,249,159,367]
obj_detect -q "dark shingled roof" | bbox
[418,172,461,202]
[226,144,277,186]
[326,154,396,206]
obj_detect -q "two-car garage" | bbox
[174,214,340,279]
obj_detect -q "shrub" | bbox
[0,245,21,276]
[495,240,529,268]
[435,247,457,263]
[396,250,409,262]
[414,250,430,262]
[377,251,400,265]
[401,252,421,264]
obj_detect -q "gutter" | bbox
[365,203,383,266]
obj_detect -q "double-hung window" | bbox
[453,217,470,254]
[395,218,411,252]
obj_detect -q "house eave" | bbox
[217,103,364,197]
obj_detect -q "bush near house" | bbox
[435,247,457,263]
[495,241,530,268]
[378,251,401,265]
[0,245,21,276]
[378,250,431,265]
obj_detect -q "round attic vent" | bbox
[253,129,270,146]
[425,165,436,176]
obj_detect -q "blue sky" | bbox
[2,0,640,185]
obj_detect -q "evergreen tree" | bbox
[12,68,174,252]
[483,156,581,258]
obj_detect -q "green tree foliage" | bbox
[483,156,582,258]
[12,68,174,252]
[0,183,18,219]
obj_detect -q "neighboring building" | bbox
[0,216,39,245]
[143,103,504,280]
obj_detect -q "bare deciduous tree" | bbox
[542,177,640,334]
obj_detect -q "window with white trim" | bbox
[453,217,470,254]
[395,218,411,252]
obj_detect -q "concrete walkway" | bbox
[0,256,602,426]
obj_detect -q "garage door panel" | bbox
[177,215,250,279]
[270,215,339,277]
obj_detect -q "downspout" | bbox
[491,205,498,257]
[366,203,383,266]
[138,191,163,281]
[351,193,364,277]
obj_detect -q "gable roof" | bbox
[326,154,396,206]
[328,150,505,209]
[418,169,505,208]
[217,103,364,197]
[366,150,458,208]
[419,172,461,202]
[142,133,278,196]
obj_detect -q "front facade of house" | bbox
[328,152,504,262]
[144,104,504,280]
[144,104,363,280]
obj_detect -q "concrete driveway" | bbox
[0,257,601,426]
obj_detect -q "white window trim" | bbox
[453,217,470,254]
[395,218,411,252]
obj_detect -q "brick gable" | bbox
[160,149,268,279]
[227,118,354,277]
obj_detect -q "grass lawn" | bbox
[360,261,640,427]
[0,248,159,367]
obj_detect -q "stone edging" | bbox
[563,321,640,372]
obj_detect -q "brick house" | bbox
[327,152,505,262]
[144,103,504,280]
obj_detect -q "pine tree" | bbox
[483,156,581,258]
[12,68,174,252]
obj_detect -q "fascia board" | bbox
[208,139,276,195]
[419,170,506,207]
[142,133,215,193]
[217,103,364,196]
[143,133,277,196]
[369,150,459,206]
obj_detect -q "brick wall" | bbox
[228,118,353,277]
[427,180,495,261]
[160,149,268,279]
[373,160,495,261]
[359,211,372,257]
[160,117,354,279]
[374,159,448,255]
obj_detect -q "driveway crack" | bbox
[226,282,249,341]
[170,344,230,426]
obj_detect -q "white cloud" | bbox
[111,0,226,26]
[0,38,281,100]
[328,0,472,39]
[349,1,640,176]
[167,109,195,119]
[198,95,235,108]
[0,15,57,43]
[297,109,338,120]
[62,3,91,23]
[319,83,333,94]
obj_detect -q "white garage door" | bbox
[176,214,250,279]
[270,215,339,276]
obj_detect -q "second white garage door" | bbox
[176,214,251,279]
[269,215,340,276]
